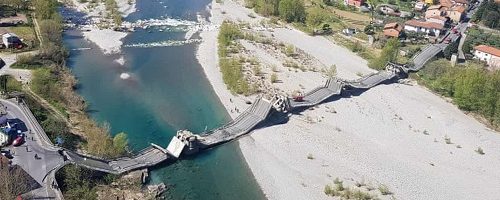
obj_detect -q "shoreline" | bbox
[196,1,500,200]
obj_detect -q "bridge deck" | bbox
[346,70,396,89]
[66,146,169,174]
[289,79,343,108]
[199,98,273,147]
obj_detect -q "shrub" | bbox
[378,184,392,195]
[271,73,278,83]
[476,147,485,155]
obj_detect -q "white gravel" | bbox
[197,1,500,200]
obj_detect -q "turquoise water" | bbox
[63,0,265,199]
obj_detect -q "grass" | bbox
[10,26,37,42]
[11,54,45,69]
[378,184,392,195]
[325,177,379,199]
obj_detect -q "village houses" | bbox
[474,45,500,70]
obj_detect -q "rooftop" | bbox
[405,20,445,30]
[474,45,500,57]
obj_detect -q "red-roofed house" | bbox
[474,45,500,69]
[383,23,403,38]
[344,0,365,7]
[447,5,466,22]
[404,20,445,36]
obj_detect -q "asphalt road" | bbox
[1,99,65,199]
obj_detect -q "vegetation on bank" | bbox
[29,0,129,158]
[55,165,118,200]
[416,59,500,129]
[218,21,256,95]
[103,0,123,26]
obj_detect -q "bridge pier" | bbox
[166,130,201,157]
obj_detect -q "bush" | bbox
[278,0,306,23]
[378,184,392,195]
[476,147,485,155]
[369,38,400,70]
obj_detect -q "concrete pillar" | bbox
[451,54,457,67]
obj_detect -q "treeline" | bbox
[245,0,305,22]
[418,59,500,128]
[245,0,339,33]
[473,0,499,29]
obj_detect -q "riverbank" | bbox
[196,0,500,199]
[62,0,136,55]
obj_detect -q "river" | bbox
[63,0,265,199]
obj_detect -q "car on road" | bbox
[1,150,13,159]
[12,134,25,146]
[444,37,452,44]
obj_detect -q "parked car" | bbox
[12,134,25,146]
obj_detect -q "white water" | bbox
[124,39,202,48]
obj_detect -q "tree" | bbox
[0,166,34,200]
[254,0,280,16]
[112,132,128,155]
[443,39,459,59]
[279,0,306,23]
[483,11,499,28]
[33,0,58,20]
[368,38,400,70]
[306,7,329,28]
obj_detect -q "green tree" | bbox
[33,0,58,20]
[369,38,400,70]
[306,7,329,28]
[483,11,499,28]
[112,132,128,155]
[443,39,459,59]
[254,0,280,16]
[279,0,306,22]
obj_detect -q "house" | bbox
[474,45,500,70]
[378,4,399,15]
[440,0,454,8]
[427,16,449,26]
[425,5,447,19]
[344,0,365,7]
[446,0,469,7]
[415,2,427,11]
[404,20,445,36]
[0,131,8,147]
[447,5,466,22]
[2,33,22,48]
[383,23,403,38]
[424,0,435,4]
